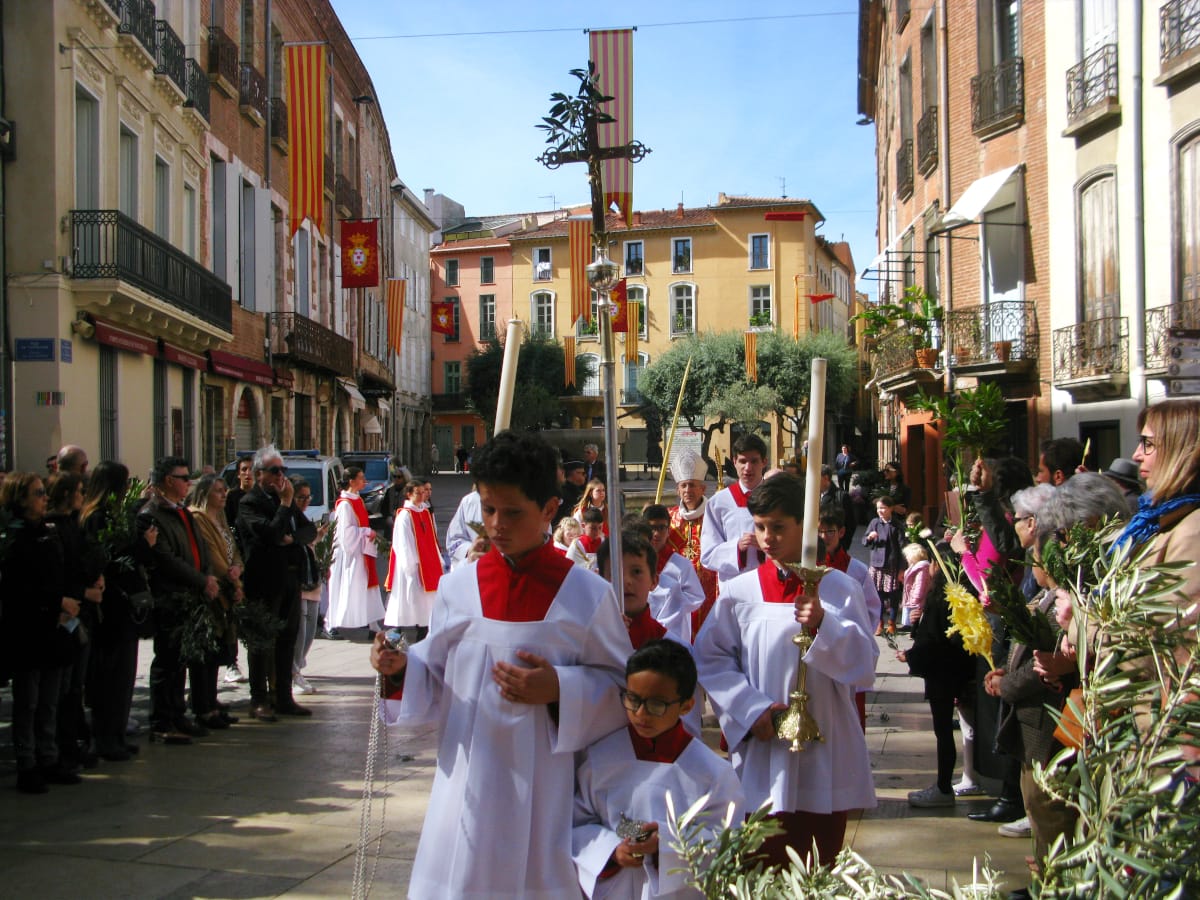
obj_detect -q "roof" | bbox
[430,236,511,254]
[509,206,719,241]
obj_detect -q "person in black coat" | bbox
[236,445,317,721]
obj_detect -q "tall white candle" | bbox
[800,358,827,569]
[493,318,524,432]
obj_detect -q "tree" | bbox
[756,329,858,456]
[464,336,596,433]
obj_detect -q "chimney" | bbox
[676,202,685,219]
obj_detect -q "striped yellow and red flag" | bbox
[588,28,634,222]
[386,279,405,353]
[285,44,326,237]
[745,331,758,382]
[568,217,592,326]
[625,313,638,364]
[563,335,576,388]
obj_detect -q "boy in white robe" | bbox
[573,639,744,899]
[568,508,606,572]
[694,473,878,868]
[699,433,769,588]
[370,430,633,900]
[383,481,442,642]
[642,504,706,644]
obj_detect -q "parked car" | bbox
[221,450,345,524]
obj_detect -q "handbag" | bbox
[1053,686,1086,750]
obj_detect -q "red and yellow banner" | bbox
[285,44,326,237]
[745,331,758,382]
[431,300,456,336]
[588,28,634,222]
[610,279,628,332]
[563,335,576,388]
[386,279,406,353]
[340,219,379,288]
[568,217,591,326]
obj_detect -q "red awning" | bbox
[207,349,278,387]
[92,319,158,355]
[160,342,207,371]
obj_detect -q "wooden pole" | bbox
[654,355,693,504]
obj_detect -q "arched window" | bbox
[670,282,696,336]
[577,352,600,397]
[623,352,649,405]
[531,290,555,338]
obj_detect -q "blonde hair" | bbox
[573,478,607,517]
[902,543,928,566]
[1138,398,1200,500]
[554,517,581,546]
[905,511,924,529]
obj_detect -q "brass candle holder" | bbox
[771,563,828,752]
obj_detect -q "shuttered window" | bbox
[1079,174,1119,320]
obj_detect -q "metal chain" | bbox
[351,673,388,900]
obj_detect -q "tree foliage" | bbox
[464,336,596,432]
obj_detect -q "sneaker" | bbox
[224,664,246,684]
[999,816,1032,838]
[954,780,987,796]
[908,784,955,808]
[293,673,315,695]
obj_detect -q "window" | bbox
[445,258,459,286]
[240,0,255,63]
[979,0,1021,70]
[294,228,311,317]
[750,286,772,326]
[119,127,138,219]
[749,234,770,270]
[182,369,195,463]
[154,157,170,240]
[444,361,461,395]
[672,238,692,274]
[211,156,227,278]
[203,384,225,467]
[1078,173,1119,321]
[920,18,937,111]
[534,247,552,281]
[1180,132,1200,305]
[153,359,167,459]
[99,346,118,460]
[240,179,256,309]
[624,240,644,275]
[531,290,554,337]
[899,54,913,144]
[623,352,649,405]
[479,294,496,340]
[183,184,197,257]
[924,230,939,301]
[75,88,99,209]
[294,393,311,448]
[577,352,600,396]
[671,283,695,335]
[627,284,648,338]
[443,297,460,341]
[578,290,601,339]
[480,256,495,284]
[460,424,475,448]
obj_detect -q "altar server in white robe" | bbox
[444,485,482,569]
[642,504,706,644]
[383,481,442,641]
[694,473,877,868]
[326,468,384,630]
[573,639,744,899]
[370,431,632,900]
[699,433,770,587]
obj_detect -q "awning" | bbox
[93,320,157,356]
[339,378,366,411]
[861,209,928,277]
[936,164,1023,233]
[362,415,382,435]
[375,398,391,415]
[160,341,207,371]
[208,349,278,387]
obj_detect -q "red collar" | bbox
[578,533,604,554]
[626,604,668,649]
[654,547,675,576]
[823,546,851,573]
[627,720,693,763]
[476,540,572,622]
[757,562,805,604]
[728,482,749,508]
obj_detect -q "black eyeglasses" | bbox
[1137,434,1157,453]
[267,465,289,475]
[168,473,191,482]
[295,494,312,503]
[619,688,683,717]
[647,523,670,533]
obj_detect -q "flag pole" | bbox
[654,355,693,504]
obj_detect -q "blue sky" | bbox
[329,1,877,285]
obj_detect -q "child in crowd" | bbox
[370,430,632,899]
[569,507,606,572]
[573,639,744,899]
[642,504,706,644]
[863,496,906,635]
[900,543,931,630]
[695,474,877,867]
[554,517,582,556]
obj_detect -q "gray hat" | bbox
[1102,457,1142,491]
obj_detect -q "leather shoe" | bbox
[967,798,1024,823]
[276,702,313,717]
[251,704,277,722]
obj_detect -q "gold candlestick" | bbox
[771,563,827,752]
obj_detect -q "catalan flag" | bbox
[588,29,634,222]
[387,279,405,353]
[285,44,326,237]
[745,331,758,382]
[568,217,592,326]
[563,335,576,388]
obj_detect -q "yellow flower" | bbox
[944,582,995,669]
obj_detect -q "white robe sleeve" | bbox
[851,559,882,632]
[566,538,594,571]
[445,492,477,567]
[393,508,420,577]
[674,558,707,614]
[572,764,623,898]
[332,499,358,562]
[693,593,774,748]
[699,493,748,582]
[804,569,879,691]
[380,588,454,727]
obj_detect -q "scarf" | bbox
[1113,492,1200,552]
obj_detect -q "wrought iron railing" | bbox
[336,174,361,218]
[1067,43,1118,121]
[267,312,354,376]
[70,210,232,332]
[872,326,921,380]
[269,97,288,147]
[944,301,1039,365]
[621,388,643,405]
[117,0,156,59]
[1160,0,1200,66]
[971,58,1024,135]
[183,58,209,121]
[1145,297,1200,371]
[239,62,267,121]
[431,393,464,411]
[896,138,914,200]
[153,20,185,93]
[1052,317,1129,381]
[917,105,938,174]
[207,26,238,90]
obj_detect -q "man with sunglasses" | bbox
[236,445,316,721]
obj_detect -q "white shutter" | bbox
[255,187,274,314]
[1082,0,1117,56]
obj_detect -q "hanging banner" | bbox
[340,219,379,288]
[563,335,576,388]
[588,28,634,222]
[387,279,406,352]
[431,300,456,336]
[285,44,326,237]
[610,278,629,332]
[745,331,758,382]
[568,217,592,326]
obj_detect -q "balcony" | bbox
[621,388,643,406]
[116,0,156,67]
[1145,296,1200,375]
[916,105,938,175]
[82,0,120,30]
[431,393,466,412]
[336,173,361,219]
[153,19,186,100]
[1065,44,1119,135]
[269,97,288,152]
[70,209,232,335]
[945,301,1039,379]
[182,58,209,124]
[1158,0,1200,86]
[267,312,354,377]
[971,58,1024,138]
[207,26,238,98]
[896,138,914,201]
[324,152,335,195]
[872,325,942,396]
[239,63,267,125]
[1052,316,1129,401]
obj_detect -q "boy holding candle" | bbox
[694,473,877,867]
